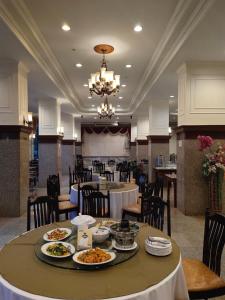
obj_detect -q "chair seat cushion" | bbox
[58,194,70,202]
[58,201,77,211]
[123,204,141,214]
[183,258,225,292]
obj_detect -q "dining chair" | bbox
[47,174,70,202]
[154,176,164,198]
[83,191,110,218]
[119,170,130,182]
[27,196,57,231]
[69,166,75,193]
[83,168,92,181]
[78,184,99,214]
[100,171,114,182]
[122,195,167,231]
[183,210,225,299]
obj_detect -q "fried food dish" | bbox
[47,229,68,240]
[46,243,71,256]
[78,248,111,263]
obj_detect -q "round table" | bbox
[70,182,139,219]
[0,221,189,300]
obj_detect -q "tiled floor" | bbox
[0,178,225,299]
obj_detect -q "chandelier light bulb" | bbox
[62,23,71,31]
[134,24,143,32]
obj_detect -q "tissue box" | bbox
[77,226,92,250]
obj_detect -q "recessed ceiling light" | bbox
[62,23,71,31]
[83,84,88,87]
[119,96,123,99]
[91,104,95,107]
[88,96,92,99]
[126,64,132,68]
[117,105,121,107]
[134,24,143,32]
[76,63,82,68]
[122,84,126,87]
[170,95,175,98]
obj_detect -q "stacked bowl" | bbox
[145,236,172,256]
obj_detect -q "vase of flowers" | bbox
[197,135,225,212]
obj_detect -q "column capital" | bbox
[147,135,170,143]
[39,135,63,143]
[136,139,148,145]
[176,125,225,140]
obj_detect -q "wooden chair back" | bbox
[84,191,110,218]
[27,196,57,231]
[141,195,166,231]
[78,184,99,213]
[119,170,130,182]
[203,210,225,275]
[100,171,114,182]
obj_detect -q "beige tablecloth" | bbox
[0,221,189,300]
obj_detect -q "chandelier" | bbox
[88,44,120,97]
[97,97,115,119]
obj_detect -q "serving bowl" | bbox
[91,226,110,243]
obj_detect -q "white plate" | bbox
[72,249,116,265]
[41,242,75,258]
[43,228,72,242]
[112,240,138,251]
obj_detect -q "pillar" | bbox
[147,99,170,181]
[177,62,225,215]
[0,60,30,217]
[61,113,75,175]
[74,118,82,157]
[38,98,62,187]
[130,122,137,160]
[136,114,148,161]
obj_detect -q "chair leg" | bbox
[122,210,126,219]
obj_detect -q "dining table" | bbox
[70,182,139,219]
[0,220,189,300]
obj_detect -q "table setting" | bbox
[0,216,189,300]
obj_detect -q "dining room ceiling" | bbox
[0,0,222,120]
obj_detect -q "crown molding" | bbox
[129,0,216,113]
[0,0,215,116]
[0,0,85,113]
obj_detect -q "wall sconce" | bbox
[74,133,78,141]
[168,127,172,134]
[57,126,64,136]
[32,133,36,139]
[23,112,33,127]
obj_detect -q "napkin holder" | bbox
[77,225,92,250]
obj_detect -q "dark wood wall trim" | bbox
[147,135,170,143]
[176,125,225,139]
[61,140,75,145]
[75,141,82,146]
[0,125,32,139]
[136,139,148,145]
[130,141,136,146]
[38,135,63,143]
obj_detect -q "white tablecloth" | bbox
[0,256,189,300]
[92,171,120,182]
[70,182,139,219]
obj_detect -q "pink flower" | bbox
[197,135,213,151]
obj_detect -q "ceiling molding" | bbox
[129,0,216,113]
[0,0,85,113]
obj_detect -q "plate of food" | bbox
[43,228,72,242]
[72,247,116,265]
[41,242,75,258]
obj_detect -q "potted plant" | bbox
[197,135,225,212]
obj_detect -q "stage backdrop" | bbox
[82,126,130,157]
